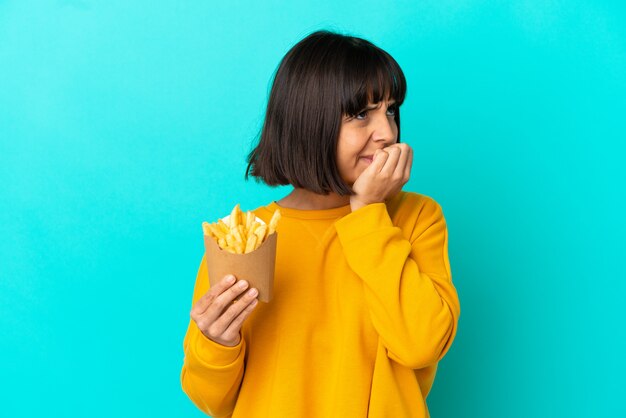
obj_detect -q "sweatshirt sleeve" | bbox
[180,254,246,417]
[334,197,461,369]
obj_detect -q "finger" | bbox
[403,146,413,180]
[211,287,259,336]
[380,146,402,176]
[204,279,250,324]
[191,274,236,317]
[221,298,259,342]
[393,144,411,179]
[369,149,389,173]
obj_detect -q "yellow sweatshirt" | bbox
[181,191,461,418]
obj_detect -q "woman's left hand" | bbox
[350,143,413,211]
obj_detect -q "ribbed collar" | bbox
[264,201,352,220]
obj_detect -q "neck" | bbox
[276,187,351,210]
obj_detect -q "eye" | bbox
[354,104,398,120]
[349,103,398,121]
[355,110,368,120]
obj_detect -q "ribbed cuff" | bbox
[334,203,393,243]
[191,326,245,368]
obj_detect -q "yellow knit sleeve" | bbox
[180,255,246,417]
[334,198,460,369]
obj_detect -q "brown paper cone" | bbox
[204,232,277,303]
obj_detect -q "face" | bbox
[336,98,399,185]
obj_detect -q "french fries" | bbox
[203,203,281,254]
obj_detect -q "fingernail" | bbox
[248,288,258,297]
[238,280,248,289]
[226,275,236,284]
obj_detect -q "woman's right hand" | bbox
[190,274,259,347]
[350,143,413,211]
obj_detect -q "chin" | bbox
[340,176,356,187]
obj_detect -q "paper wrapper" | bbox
[203,216,277,303]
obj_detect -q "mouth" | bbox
[359,155,374,164]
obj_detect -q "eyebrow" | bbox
[364,101,397,110]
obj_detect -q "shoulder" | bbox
[251,202,275,225]
[387,191,443,219]
[387,191,446,241]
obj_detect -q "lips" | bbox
[359,155,374,164]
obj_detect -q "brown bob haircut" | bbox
[245,30,407,196]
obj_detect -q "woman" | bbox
[181,29,461,418]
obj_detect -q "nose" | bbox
[371,112,397,145]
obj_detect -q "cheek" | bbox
[337,137,362,170]
[336,125,369,182]
[338,134,365,158]
[337,153,367,185]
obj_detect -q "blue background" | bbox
[1,1,625,417]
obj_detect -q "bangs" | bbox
[341,44,407,116]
